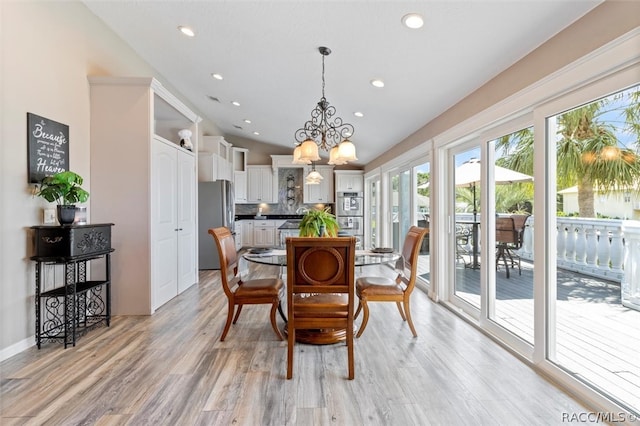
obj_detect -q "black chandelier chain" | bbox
[294,46,354,151]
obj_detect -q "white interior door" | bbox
[177,150,196,292]
[152,138,178,310]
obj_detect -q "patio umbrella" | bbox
[455,158,533,220]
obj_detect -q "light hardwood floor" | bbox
[1,263,590,425]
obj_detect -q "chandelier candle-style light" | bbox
[294,46,358,167]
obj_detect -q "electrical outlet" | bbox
[43,208,56,224]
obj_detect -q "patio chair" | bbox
[495,214,529,278]
[455,224,472,265]
[354,226,428,338]
[209,227,285,342]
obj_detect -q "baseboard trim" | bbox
[1,336,34,362]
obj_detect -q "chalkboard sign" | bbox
[27,113,70,183]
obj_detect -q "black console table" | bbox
[30,223,114,348]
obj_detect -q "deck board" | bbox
[439,257,640,412]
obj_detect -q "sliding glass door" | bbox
[390,169,411,251]
[451,147,482,310]
[547,84,640,411]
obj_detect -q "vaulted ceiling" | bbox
[83,1,601,165]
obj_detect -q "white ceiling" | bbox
[83,1,601,166]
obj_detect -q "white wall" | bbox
[0,1,219,358]
[562,191,640,220]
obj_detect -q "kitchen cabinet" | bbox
[199,136,232,181]
[335,170,364,193]
[198,152,231,181]
[247,166,275,203]
[304,165,334,203]
[89,76,199,315]
[253,220,276,247]
[233,148,249,203]
[242,221,254,247]
[234,221,243,251]
[234,171,248,203]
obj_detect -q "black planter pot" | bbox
[57,205,77,225]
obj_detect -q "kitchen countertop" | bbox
[278,220,301,229]
[235,214,304,220]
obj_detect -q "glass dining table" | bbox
[243,249,400,268]
[242,248,400,344]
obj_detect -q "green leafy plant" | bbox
[36,171,89,205]
[298,207,339,237]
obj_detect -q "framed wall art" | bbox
[27,112,69,183]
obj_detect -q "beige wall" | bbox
[365,1,640,172]
[0,1,219,357]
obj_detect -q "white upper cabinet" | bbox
[234,171,248,203]
[304,165,334,203]
[247,165,275,203]
[198,136,232,181]
[334,170,364,193]
[233,148,249,203]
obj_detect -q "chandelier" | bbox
[293,46,358,167]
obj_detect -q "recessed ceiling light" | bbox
[370,79,385,88]
[354,112,364,118]
[243,119,251,124]
[402,13,424,29]
[211,73,223,80]
[178,26,195,37]
[253,131,260,136]
[231,101,240,106]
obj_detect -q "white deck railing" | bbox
[455,214,640,284]
[621,221,640,310]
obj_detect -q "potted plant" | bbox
[36,170,89,225]
[298,207,339,237]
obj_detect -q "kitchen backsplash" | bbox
[235,167,333,216]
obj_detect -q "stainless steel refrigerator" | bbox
[198,180,235,269]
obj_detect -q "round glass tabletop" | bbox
[243,249,400,267]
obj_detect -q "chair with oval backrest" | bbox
[286,236,356,380]
[209,227,284,342]
[355,226,428,338]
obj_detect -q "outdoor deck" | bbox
[416,255,640,412]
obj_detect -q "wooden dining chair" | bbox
[286,236,356,380]
[355,226,428,338]
[209,227,284,342]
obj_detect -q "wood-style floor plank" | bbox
[1,265,591,425]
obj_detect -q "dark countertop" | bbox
[235,214,304,220]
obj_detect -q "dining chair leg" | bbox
[347,322,354,380]
[356,301,370,338]
[232,304,243,324]
[403,299,418,338]
[269,302,284,340]
[395,301,406,321]
[277,301,287,322]
[286,324,295,379]
[354,300,363,319]
[220,301,235,341]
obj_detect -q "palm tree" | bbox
[497,86,640,218]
